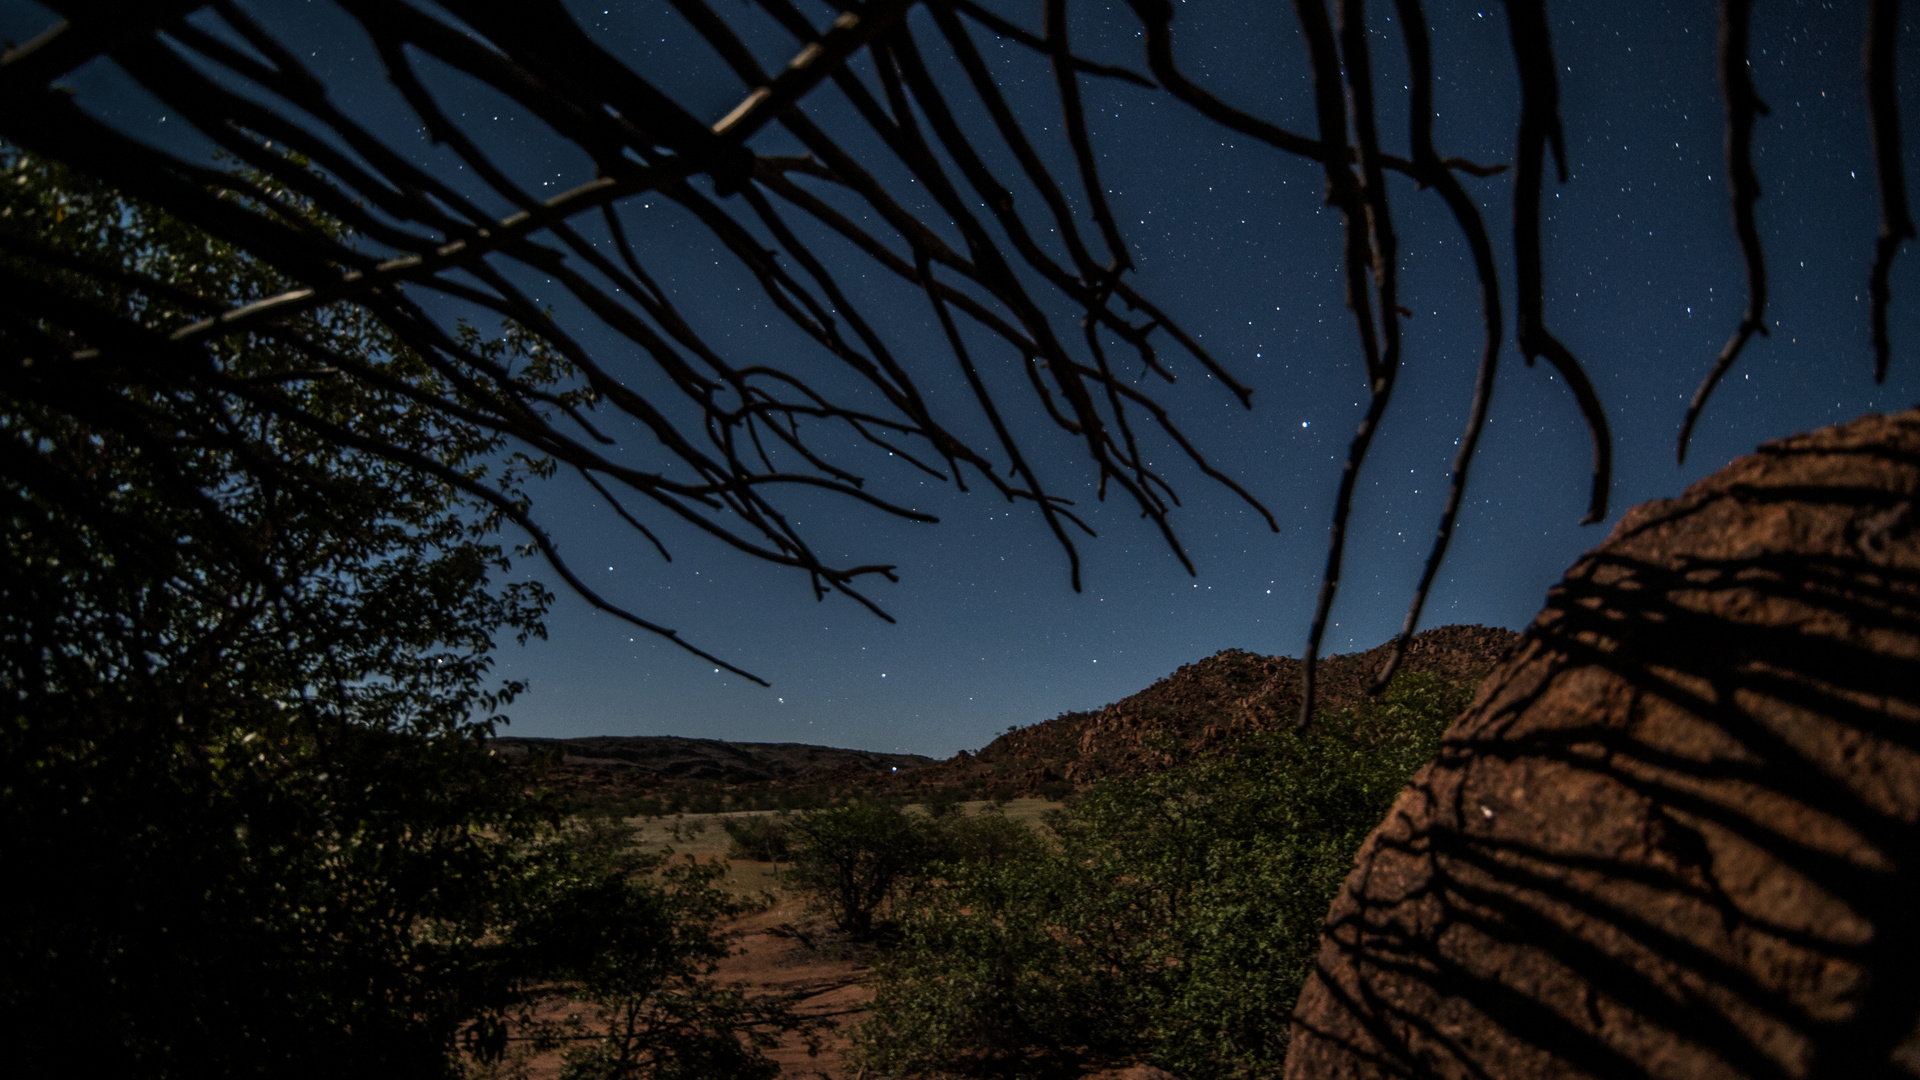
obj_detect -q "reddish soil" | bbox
[712,898,876,1079]
[475,894,874,1080]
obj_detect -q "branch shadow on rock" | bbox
[1290,414,1920,1080]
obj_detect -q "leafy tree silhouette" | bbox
[0,0,1909,712]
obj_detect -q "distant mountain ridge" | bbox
[503,625,1518,802]
[491,735,933,789]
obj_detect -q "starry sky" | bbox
[6,0,1916,756]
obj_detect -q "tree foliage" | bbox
[0,145,547,1076]
[493,815,814,1080]
[0,149,788,1079]
[854,673,1476,1080]
[721,812,797,865]
[786,798,941,937]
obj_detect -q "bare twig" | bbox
[1297,0,1412,725]
[1678,0,1770,464]
[6,0,1909,704]
[1866,0,1914,383]
[1501,0,1611,526]
[1372,0,1505,693]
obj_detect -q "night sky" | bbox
[6,0,1916,756]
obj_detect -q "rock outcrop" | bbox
[911,624,1517,793]
[1288,409,1920,1078]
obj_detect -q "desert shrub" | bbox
[923,786,967,819]
[785,800,937,937]
[721,813,794,864]
[854,672,1475,1080]
[493,815,808,1080]
[933,806,1045,869]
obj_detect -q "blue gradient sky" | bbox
[7,0,1915,755]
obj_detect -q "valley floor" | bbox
[499,799,1065,1080]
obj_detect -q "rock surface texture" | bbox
[1287,410,1920,1079]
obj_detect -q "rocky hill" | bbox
[900,623,1518,794]
[507,624,1516,804]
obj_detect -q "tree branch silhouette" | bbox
[0,0,1909,707]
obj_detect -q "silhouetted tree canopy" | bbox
[0,149,799,1079]
[0,0,1910,718]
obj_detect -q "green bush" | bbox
[0,148,788,1079]
[0,147,563,1078]
[785,800,937,937]
[721,813,795,864]
[494,815,809,1080]
[854,673,1475,1080]
[933,806,1044,869]
[923,786,967,819]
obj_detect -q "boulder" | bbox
[1288,409,1920,1078]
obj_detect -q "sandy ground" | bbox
[712,896,873,1079]
[484,799,1063,1079]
